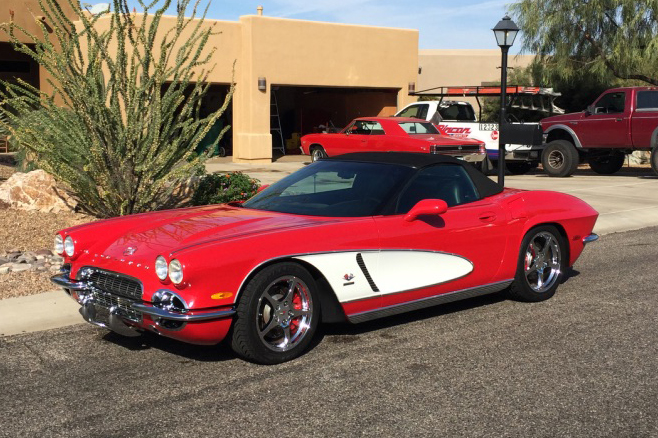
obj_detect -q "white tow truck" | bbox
[396,86,564,174]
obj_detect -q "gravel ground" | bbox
[1,161,95,299]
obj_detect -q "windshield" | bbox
[398,122,440,134]
[243,161,414,217]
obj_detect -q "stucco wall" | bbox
[233,16,419,163]
[0,0,78,100]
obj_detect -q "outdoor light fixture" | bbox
[492,14,519,186]
[408,82,415,95]
[258,77,266,92]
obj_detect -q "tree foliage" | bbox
[511,0,658,86]
[0,0,233,218]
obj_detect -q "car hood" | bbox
[411,134,482,145]
[92,206,333,262]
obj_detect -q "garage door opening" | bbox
[271,86,399,155]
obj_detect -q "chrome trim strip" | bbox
[347,279,513,324]
[51,274,88,291]
[131,303,236,321]
[582,233,599,244]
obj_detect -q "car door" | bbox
[579,91,631,147]
[331,120,370,155]
[369,164,509,309]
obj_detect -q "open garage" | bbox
[270,86,399,154]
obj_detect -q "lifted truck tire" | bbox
[652,147,658,176]
[542,140,580,177]
[587,151,626,175]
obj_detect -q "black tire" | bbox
[541,140,580,177]
[508,225,566,302]
[651,147,658,176]
[217,146,227,158]
[587,151,625,175]
[310,146,327,162]
[230,262,320,364]
[506,161,537,175]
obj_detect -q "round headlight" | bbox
[64,236,75,257]
[54,235,64,255]
[168,259,183,284]
[155,256,168,281]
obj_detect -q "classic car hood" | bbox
[411,134,482,145]
[97,206,332,261]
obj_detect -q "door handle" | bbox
[479,212,496,223]
[616,118,623,122]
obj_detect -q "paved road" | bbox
[1,227,657,437]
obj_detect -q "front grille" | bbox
[91,289,142,322]
[88,270,142,300]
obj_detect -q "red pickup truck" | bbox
[540,87,658,177]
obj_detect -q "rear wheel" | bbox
[310,146,327,162]
[231,263,320,364]
[508,225,566,302]
[587,151,625,175]
[651,147,658,176]
[542,140,579,177]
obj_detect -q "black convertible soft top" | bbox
[326,152,504,199]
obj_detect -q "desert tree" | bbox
[511,0,658,86]
[0,0,233,217]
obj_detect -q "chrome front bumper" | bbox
[51,273,236,331]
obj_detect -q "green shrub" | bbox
[191,172,260,205]
[0,0,233,218]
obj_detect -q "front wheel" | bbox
[651,147,658,176]
[508,225,566,302]
[310,146,327,162]
[587,151,625,174]
[541,140,579,177]
[230,263,320,364]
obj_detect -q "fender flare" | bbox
[544,124,584,148]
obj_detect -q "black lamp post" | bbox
[493,15,519,186]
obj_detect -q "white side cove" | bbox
[293,250,473,303]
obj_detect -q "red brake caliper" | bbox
[290,292,302,334]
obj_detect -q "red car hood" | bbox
[91,206,333,262]
[541,111,584,125]
[410,134,481,144]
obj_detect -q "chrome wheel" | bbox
[311,148,325,162]
[547,150,565,170]
[523,231,561,293]
[256,275,313,352]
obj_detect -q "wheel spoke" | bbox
[525,263,538,273]
[283,278,297,302]
[536,269,544,289]
[263,293,279,309]
[541,237,553,257]
[290,308,310,318]
[258,317,280,341]
[282,326,292,345]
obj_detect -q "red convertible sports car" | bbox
[52,153,598,364]
[300,117,486,166]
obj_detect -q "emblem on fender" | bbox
[343,273,354,281]
[123,247,137,256]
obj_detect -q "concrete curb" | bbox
[0,290,82,337]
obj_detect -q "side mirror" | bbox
[404,199,448,222]
[585,105,594,116]
[257,184,270,193]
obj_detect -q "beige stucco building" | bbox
[1,4,534,163]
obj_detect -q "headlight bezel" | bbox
[64,236,75,257]
[54,234,64,255]
[168,259,184,284]
[155,256,168,281]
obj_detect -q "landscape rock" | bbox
[36,249,53,256]
[0,170,77,213]
[0,266,10,274]
[11,263,32,272]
